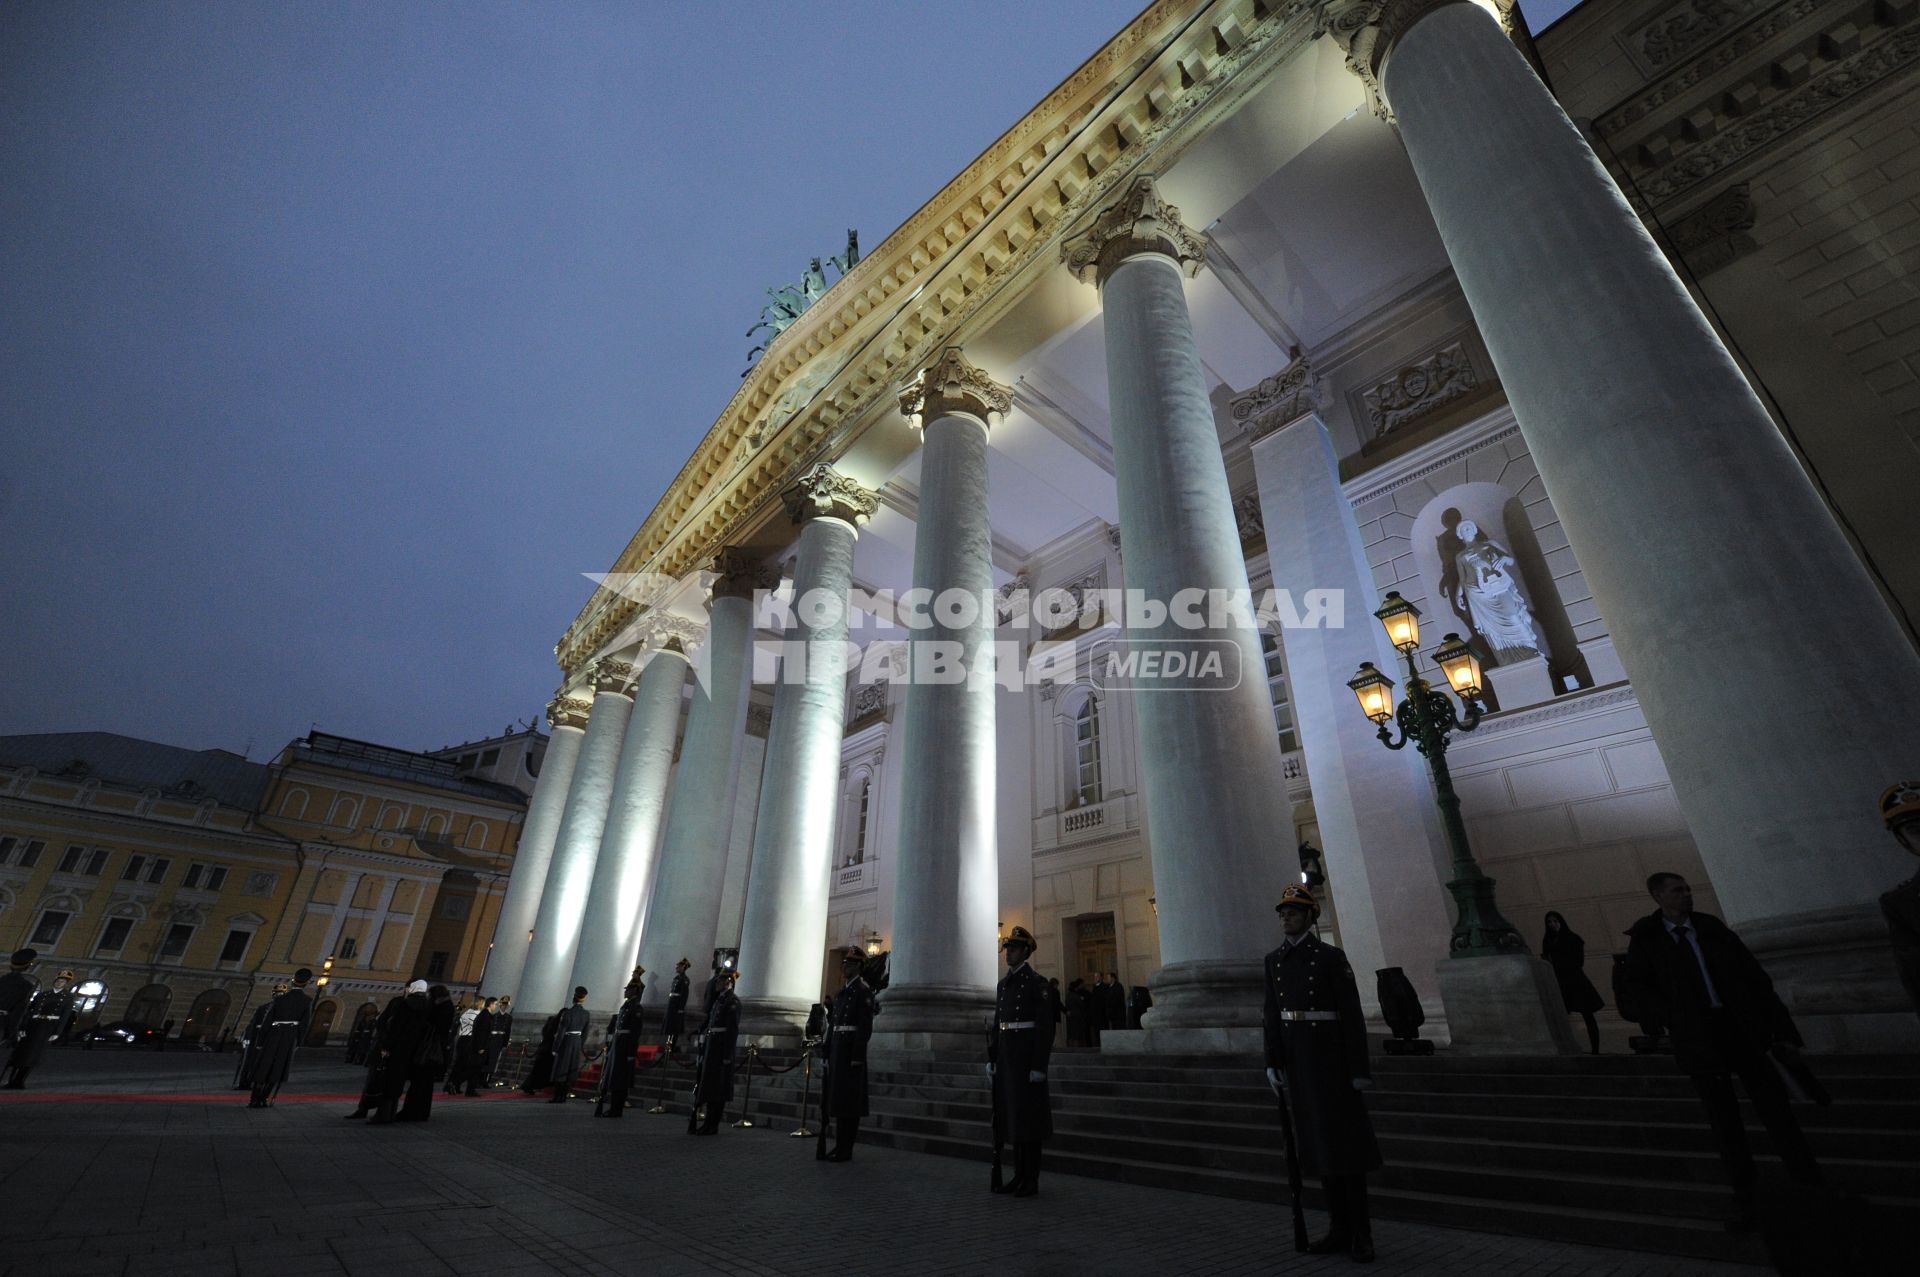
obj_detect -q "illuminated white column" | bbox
[567,624,697,1016]
[880,348,1006,1047]
[1064,179,1292,1042]
[633,551,763,1023]
[483,694,588,1005]
[737,465,877,1036]
[1347,0,1920,1044]
[517,657,634,1015]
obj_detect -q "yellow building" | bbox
[0,729,533,1044]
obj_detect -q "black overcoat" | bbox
[1618,910,1798,1074]
[251,987,312,1090]
[989,962,1054,1141]
[1262,934,1382,1177]
[694,986,740,1108]
[550,1004,591,1081]
[7,988,74,1071]
[824,975,876,1118]
[664,973,690,1038]
[0,970,36,1043]
[1542,932,1604,1014]
[235,1001,273,1087]
[607,994,644,1092]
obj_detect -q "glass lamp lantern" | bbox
[1432,632,1484,700]
[1347,661,1397,723]
[1373,591,1421,652]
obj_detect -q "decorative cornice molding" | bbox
[1061,174,1206,285]
[710,547,776,602]
[1595,0,1825,135]
[780,462,878,528]
[1346,415,1521,505]
[1232,350,1321,442]
[898,347,1013,428]
[1362,340,1481,439]
[1463,685,1640,738]
[1667,182,1757,274]
[545,696,593,731]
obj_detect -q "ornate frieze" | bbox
[591,658,635,696]
[1667,182,1758,274]
[897,347,1012,428]
[710,547,776,602]
[1596,0,1824,134]
[546,696,594,731]
[994,570,1033,626]
[1363,342,1482,438]
[848,681,889,723]
[1232,349,1321,441]
[1232,492,1266,545]
[780,462,878,528]
[1061,174,1206,285]
[1633,0,1764,71]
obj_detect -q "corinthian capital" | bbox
[710,546,776,601]
[781,463,879,529]
[1319,0,1517,122]
[637,612,706,657]
[590,657,635,696]
[1062,175,1206,287]
[546,695,594,731]
[898,347,1012,429]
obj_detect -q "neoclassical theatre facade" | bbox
[486,0,1920,1052]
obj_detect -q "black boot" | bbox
[1349,1177,1375,1263]
[1308,1176,1353,1254]
[1012,1143,1041,1197]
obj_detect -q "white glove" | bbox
[1266,1067,1284,1095]
[1028,1070,1046,1083]
[1351,1076,1374,1092]
[985,1062,995,1076]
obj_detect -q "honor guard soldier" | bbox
[249,967,314,1108]
[0,949,40,1050]
[989,926,1054,1197]
[664,958,692,1045]
[4,966,75,1090]
[689,967,741,1135]
[1264,885,1380,1263]
[822,946,877,1161]
[484,995,513,1087]
[235,982,287,1091]
[599,971,645,1118]
[549,986,592,1103]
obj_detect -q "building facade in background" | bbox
[0,728,534,1043]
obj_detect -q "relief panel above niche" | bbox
[1349,330,1503,459]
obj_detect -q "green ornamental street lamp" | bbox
[1347,591,1525,958]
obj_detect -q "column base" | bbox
[869,982,994,1056]
[1139,959,1266,1031]
[1741,904,1920,1052]
[1098,1025,1265,1056]
[737,996,813,1049]
[1435,953,1580,1055]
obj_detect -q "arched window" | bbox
[849,778,871,866]
[1261,631,1298,753]
[1073,696,1103,807]
[124,983,172,1028]
[182,989,230,1042]
[326,795,360,828]
[464,820,490,849]
[278,788,310,820]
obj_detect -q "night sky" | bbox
[1,0,1583,762]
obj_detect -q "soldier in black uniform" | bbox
[235,982,286,1091]
[1263,885,1380,1263]
[599,972,645,1118]
[689,967,740,1135]
[248,967,314,1108]
[664,958,692,1045]
[823,946,877,1161]
[4,967,75,1089]
[484,995,513,1087]
[989,926,1054,1197]
[0,949,40,1049]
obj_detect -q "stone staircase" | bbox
[618,1046,1920,1264]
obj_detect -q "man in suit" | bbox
[989,927,1054,1197]
[248,968,314,1108]
[1618,872,1823,1228]
[1105,970,1127,1034]
[822,947,877,1161]
[484,995,512,1087]
[1264,884,1381,1262]
[1087,971,1108,1047]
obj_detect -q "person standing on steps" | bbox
[822,947,877,1161]
[1264,885,1379,1264]
[484,995,512,1088]
[664,958,692,1047]
[1541,911,1606,1054]
[988,927,1053,1198]
[599,974,645,1118]
[1619,872,1824,1231]
[689,967,741,1135]
[549,986,592,1104]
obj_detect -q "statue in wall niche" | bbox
[1438,516,1547,666]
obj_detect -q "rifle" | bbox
[593,1034,612,1117]
[988,1018,1005,1193]
[1273,1078,1308,1252]
[814,1047,829,1161]
[686,1030,705,1134]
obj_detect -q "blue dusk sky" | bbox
[1,1,1580,761]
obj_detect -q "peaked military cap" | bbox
[1000,925,1037,950]
[1881,780,1920,828]
[840,946,866,963]
[1275,884,1320,917]
[675,957,692,969]
[55,969,76,981]
[7,948,35,968]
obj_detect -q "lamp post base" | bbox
[1435,953,1580,1055]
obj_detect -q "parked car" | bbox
[86,1020,163,1046]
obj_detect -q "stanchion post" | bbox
[731,1045,757,1129]
[790,1045,815,1138]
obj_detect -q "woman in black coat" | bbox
[1542,911,1605,1054]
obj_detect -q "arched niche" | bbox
[278,788,310,820]
[1409,481,1588,704]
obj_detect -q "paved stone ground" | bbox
[0,1049,1765,1277]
